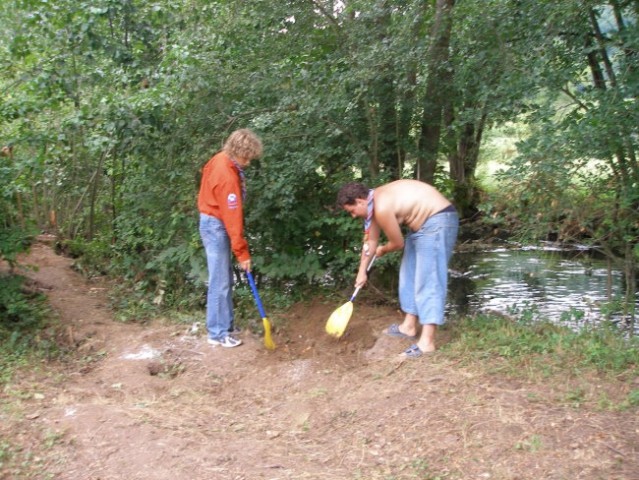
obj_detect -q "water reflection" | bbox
[447,246,636,332]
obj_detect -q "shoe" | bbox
[401,344,423,358]
[207,335,242,348]
[384,323,417,340]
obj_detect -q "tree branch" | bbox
[560,87,589,111]
[308,0,341,31]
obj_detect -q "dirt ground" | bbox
[1,239,638,480]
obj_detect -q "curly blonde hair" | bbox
[223,129,263,160]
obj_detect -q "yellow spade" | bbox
[246,271,276,351]
[325,256,376,338]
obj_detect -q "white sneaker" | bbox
[207,335,242,348]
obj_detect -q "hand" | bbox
[240,259,251,272]
[375,245,386,258]
[355,272,368,288]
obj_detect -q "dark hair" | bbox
[336,182,369,207]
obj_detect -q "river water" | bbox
[447,244,637,333]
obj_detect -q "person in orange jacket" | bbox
[197,129,263,348]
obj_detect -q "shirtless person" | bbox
[336,180,459,358]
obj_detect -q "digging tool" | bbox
[246,271,276,351]
[325,255,376,338]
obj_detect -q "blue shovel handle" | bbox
[246,270,267,319]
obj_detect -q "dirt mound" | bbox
[1,240,637,479]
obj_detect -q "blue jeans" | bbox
[398,210,458,326]
[199,214,234,340]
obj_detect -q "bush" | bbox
[0,275,48,347]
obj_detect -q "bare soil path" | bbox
[1,240,638,479]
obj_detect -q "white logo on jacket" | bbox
[227,193,238,209]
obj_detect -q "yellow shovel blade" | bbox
[263,317,276,351]
[325,301,354,338]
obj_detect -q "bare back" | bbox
[374,179,451,232]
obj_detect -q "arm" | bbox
[374,205,404,257]
[355,221,380,287]
[216,178,251,269]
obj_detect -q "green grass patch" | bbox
[444,313,639,377]
[0,435,59,479]
[0,274,57,385]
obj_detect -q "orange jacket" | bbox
[197,151,250,262]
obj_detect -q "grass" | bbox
[515,434,543,453]
[0,274,58,386]
[442,313,638,388]
[0,274,67,479]
[446,315,639,375]
[0,429,62,480]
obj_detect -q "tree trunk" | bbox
[364,2,403,180]
[585,35,607,90]
[449,105,487,216]
[416,0,454,183]
[624,242,636,333]
[590,8,617,87]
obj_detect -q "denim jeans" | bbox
[398,210,458,326]
[199,213,234,340]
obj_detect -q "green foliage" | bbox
[576,326,639,372]
[488,0,639,313]
[231,279,301,334]
[1,0,637,319]
[627,389,639,408]
[446,313,639,375]
[0,226,32,269]
[0,435,57,479]
[0,275,48,345]
[109,281,162,323]
[0,273,56,387]
[57,236,112,276]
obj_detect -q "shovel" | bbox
[325,255,376,338]
[246,271,276,351]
